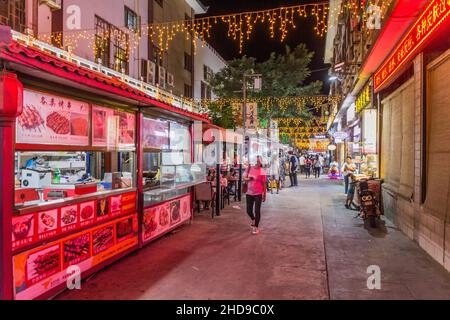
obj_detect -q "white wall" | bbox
[37,4,52,36]
[60,0,148,79]
[194,38,227,100]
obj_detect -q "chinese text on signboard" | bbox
[375,0,450,91]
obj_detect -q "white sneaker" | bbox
[252,227,260,235]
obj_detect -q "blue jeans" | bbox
[344,175,350,194]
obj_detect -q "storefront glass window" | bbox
[15,151,136,207]
[142,116,205,207]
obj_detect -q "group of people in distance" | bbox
[284,151,325,186]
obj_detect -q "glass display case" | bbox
[141,116,206,208]
[160,163,206,189]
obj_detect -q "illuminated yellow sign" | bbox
[356,83,372,114]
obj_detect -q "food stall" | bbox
[13,89,139,300]
[139,111,206,245]
[0,34,212,300]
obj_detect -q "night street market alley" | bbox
[57,178,450,300]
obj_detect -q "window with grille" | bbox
[184,84,193,98]
[94,16,111,68]
[125,6,140,34]
[95,16,129,74]
[201,81,212,100]
[0,0,26,33]
[203,65,213,82]
[184,52,193,72]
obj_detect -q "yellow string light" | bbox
[35,2,334,56]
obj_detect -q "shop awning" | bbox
[350,0,429,96]
[202,123,243,144]
[0,39,211,123]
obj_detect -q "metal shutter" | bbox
[381,79,415,198]
[425,52,450,220]
[381,98,391,184]
[399,82,415,199]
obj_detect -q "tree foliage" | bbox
[209,44,323,128]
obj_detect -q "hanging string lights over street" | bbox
[195,95,342,116]
[35,1,396,59]
[37,2,330,56]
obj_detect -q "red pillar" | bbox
[0,61,24,299]
[136,111,144,248]
[0,118,15,300]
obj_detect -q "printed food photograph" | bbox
[159,206,170,227]
[26,245,61,281]
[47,112,70,135]
[93,109,106,140]
[143,119,169,149]
[143,208,158,238]
[116,218,134,240]
[97,198,109,218]
[38,210,58,233]
[70,114,89,137]
[80,202,95,221]
[12,215,35,241]
[110,196,121,214]
[63,233,91,266]
[17,105,45,132]
[170,201,181,225]
[181,198,189,220]
[116,111,135,144]
[61,206,78,227]
[92,226,114,254]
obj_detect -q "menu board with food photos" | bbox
[12,191,137,252]
[141,193,191,244]
[13,213,138,300]
[17,90,90,146]
[92,106,136,150]
[92,105,115,147]
[142,117,170,150]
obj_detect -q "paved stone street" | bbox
[57,178,450,300]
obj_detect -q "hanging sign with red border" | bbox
[374,0,450,92]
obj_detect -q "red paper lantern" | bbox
[0,71,23,119]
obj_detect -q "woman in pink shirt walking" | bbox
[244,156,267,235]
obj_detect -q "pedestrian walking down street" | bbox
[279,156,287,189]
[304,157,312,179]
[299,154,306,175]
[268,154,280,194]
[288,151,298,187]
[313,156,321,179]
[342,156,357,194]
[243,156,267,235]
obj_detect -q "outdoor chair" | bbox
[195,182,215,216]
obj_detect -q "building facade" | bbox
[193,38,227,101]
[326,0,450,271]
[1,0,208,98]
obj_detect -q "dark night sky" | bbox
[199,0,330,93]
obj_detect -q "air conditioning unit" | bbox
[140,60,156,84]
[158,66,166,89]
[40,0,62,10]
[167,72,174,87]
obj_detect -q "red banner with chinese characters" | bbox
[374,0,450,92]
